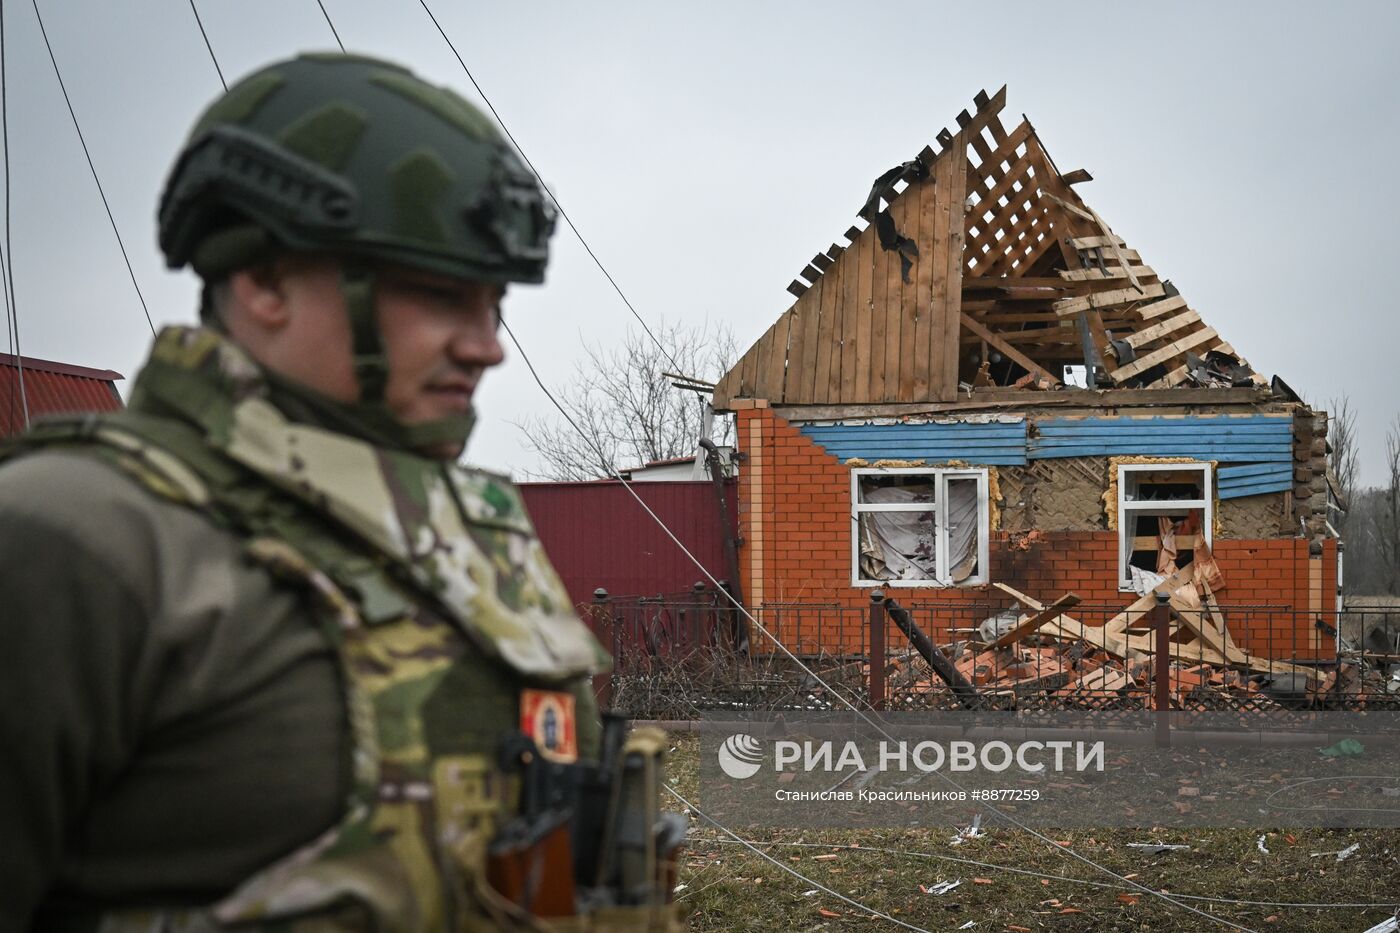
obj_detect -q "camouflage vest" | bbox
[8,328,680,931]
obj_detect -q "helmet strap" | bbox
[328,261,477,456]
[198,282,220,326]
[340,262,388,404]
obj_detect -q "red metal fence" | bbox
[521,479,737,609]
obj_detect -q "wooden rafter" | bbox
[713,86,1255,410]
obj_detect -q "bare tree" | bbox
[518,319,738,481]
[1351,417,1400,596]
[1328,395,1360,538]
[1378,418,1400,595]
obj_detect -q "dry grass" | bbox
[663,734,1400,932]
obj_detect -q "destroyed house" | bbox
[712,86,1335,663]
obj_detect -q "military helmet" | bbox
[158,52,555,285]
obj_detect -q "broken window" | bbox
[851,468,989,587]
[1116,463,1212,591]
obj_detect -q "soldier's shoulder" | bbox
[0,437,227,565]
[0,445,145,500]
[0,441,248,617]
[0,447,175,531]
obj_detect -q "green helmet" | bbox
[159,52,555,286]
[157,53,555,451]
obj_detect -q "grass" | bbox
[663,734,1400,932]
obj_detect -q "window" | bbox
[1116,463,1212,590]
[851,468,990,587]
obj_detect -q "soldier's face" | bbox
[231,257,505,459]
[375,265,506,455]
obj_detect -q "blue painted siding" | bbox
[795,414,1295,471]
[798,421,1027,465]
[1217,462,1293,499]
[1028,415,1292,463]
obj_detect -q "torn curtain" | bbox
[858,480,978,582]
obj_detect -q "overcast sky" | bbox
[3,1,1397,483]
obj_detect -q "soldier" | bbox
[0,53,682,930]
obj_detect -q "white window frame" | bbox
[1116,462,1212,591]
[850,467,990,588]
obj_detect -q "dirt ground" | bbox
[664,734,1400,933]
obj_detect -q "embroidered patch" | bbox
[520,689,577,763]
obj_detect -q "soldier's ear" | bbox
[226,262,291,333]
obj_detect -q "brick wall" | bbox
[734,403,1337,661]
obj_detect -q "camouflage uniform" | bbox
[0,53,681,931]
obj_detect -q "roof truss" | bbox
[713,87,1256,410]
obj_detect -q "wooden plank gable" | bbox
[713,86,1258,410]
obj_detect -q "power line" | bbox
[186,0,225,91]
[1,0,28,429]
[186,13,895,903]
[426,1,1244,911]
[0,0,1280,925]
[0,241,20,431]
[436,18,1238,908]
[437,2,1264,897]
[30,0,154,336]
[292,7,1256,926]
[501,317,1255,933]
[0,257,21,442]
[414,0,689,382]
[314,0,345,52]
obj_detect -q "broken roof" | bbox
[713,86,1259,410]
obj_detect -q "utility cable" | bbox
[297,8,1344,925]
[501,318,1256,933]
[414,0,689,382]
[1,0,27,429]
[186,0,225,91]
[707,839,1400,911]
[1261,776,1400,816]
[666,785,934,932]
[398,4,1255,925]
[0,237,21,431]
[315,0,345,52]
[31,0,154,336]
[0,236,20,432]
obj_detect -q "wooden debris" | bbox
[882,566,1329,710]
[990,593,1082,648]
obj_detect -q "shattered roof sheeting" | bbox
[713,86,1258,410]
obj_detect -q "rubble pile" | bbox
[872,561,1394,710]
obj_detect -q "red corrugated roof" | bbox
[1,352,123,437]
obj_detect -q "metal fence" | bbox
[582,587,860,719]
[584,588,1400,719]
